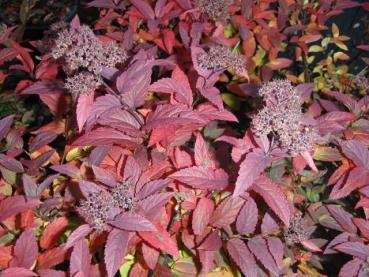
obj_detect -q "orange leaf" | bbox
[40,217,68,249]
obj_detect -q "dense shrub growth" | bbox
[0,0,368,276]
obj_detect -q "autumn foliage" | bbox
[0,0,368,276]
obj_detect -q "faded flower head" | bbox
[78,191,114,232]
[259,79,301,105]
[51,24,128,75]
[198,45,246,75]
[252,79,318,155]
[111,182,134,211]
[65,71,100,95]
[196,0,233,21]
[283,214,310,245]
[353,73,369,91]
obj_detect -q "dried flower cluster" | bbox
[195,0,233,21]
[78,182,134,231]
[78,191,115,231]
[252,80,317,155]
[197,45,246,75]
[111,182,134,210]
[283,214,310,245]
[64,71,101,96]
[51,24,128,95]
[353,73,369,91]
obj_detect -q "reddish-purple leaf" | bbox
[37,269,66,277]
[137,192,173,220]
[192,198,215,236]
[149,77,193,106]
[65,224,92,249]
[0,153,24,172]
[301,240,322,252]
[194,133,215,168]
[135,179,171,200]
[334,242,369,261]
[111,212,156,231]
[236,197,258,234]
[29,131,57,152]
[234,149,273,197]
[198,232,222,251]
[87,0,119,8]
[248,236,279,276]
[0,195,39,222]
[267,237,284,269]
[117,59,152,108]
[142,243,160,270]
[227,238,257,277]
[104,229,129,277]
[130,0,155,19]
[139,223,179,258]
[252,176,291,226]
[2,267,38,277]
[338,258,362,277]
[124,156,141,185]
[10,229,38,269]
[37,245,67,269]
[21,80,64,95]
[40,217,69,250]
[353,218,369,240]
[98,109,142,136]
[70,239,91,276]
[327,205,357,234]
[22,174,37,199]
[170,166,228,190]
[51,164,80,178]
[73,127,140,148]
[88,146,111,166]
[77,93,94,132]
[92,166,119,187]
[261,212,279,234]
[0,114,14,141]
[341,140,369,169]
[295,83,315,100]
[210,196,245,228]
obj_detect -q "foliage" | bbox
[0,0,368,276]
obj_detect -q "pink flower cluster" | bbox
[195,0,233,21]
[197,45,246,75]
[51,24,128,95]
[252,80,317,155]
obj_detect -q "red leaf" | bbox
[110,212,156,231]
[70,239,91,276]
[37,245,67,269]
[10,229,38,269]
[139,223,179,258]
[192,198,215,236]
[0,246,12,269]
[194,133,215,168]
[248,236,279,276]
[266,58,292,70]
[234,149,273,197]
[209,196,245,228]
[77,93,94,132]
[73,127,140,148]
[2,267,38,277]
[142,243,160,270]
[301,240,322,252]
[252,176,291,226]
[104,229,129,277]
[65,224,92,250]
[40,217,68,249]
[227,238,257,277]
[353,218,369,240]
[170,166,228,190]
[236,197,258,234]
